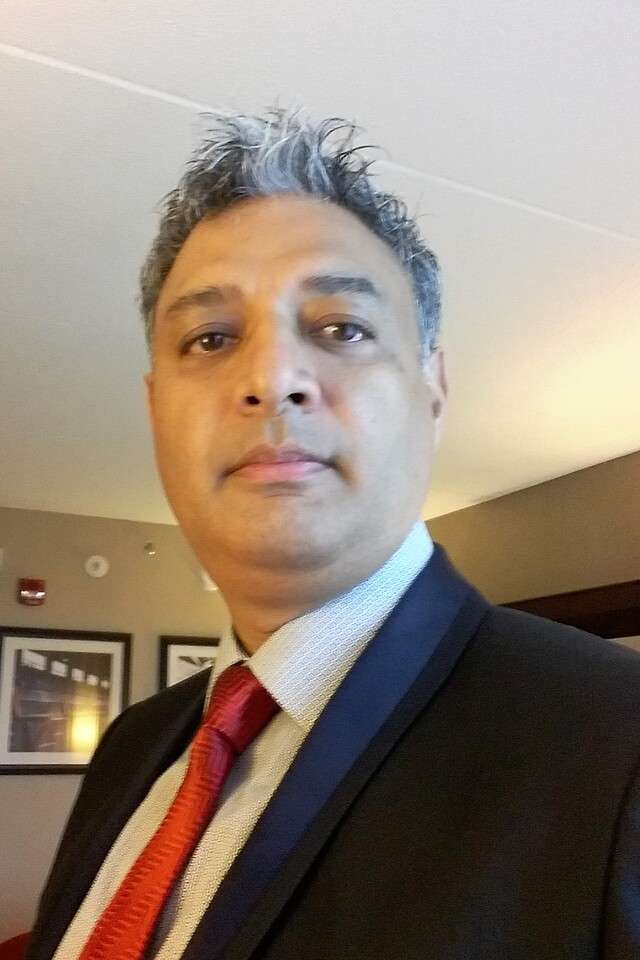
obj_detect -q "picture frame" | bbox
[0,626,131,774]
[159,635,220,690]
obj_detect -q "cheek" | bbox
[338,371,417,462]
[152,388,212,476]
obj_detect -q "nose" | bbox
[233,324,322,418]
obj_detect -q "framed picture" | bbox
[159,635,220,689]
[0,626,131,774]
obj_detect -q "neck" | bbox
[220,566,357,654]
[230,609,303,655]
[210,529,413,654]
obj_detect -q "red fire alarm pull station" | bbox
[17,578,46,605]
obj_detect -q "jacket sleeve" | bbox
[602,757,640,956]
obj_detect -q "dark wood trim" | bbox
[504,580,640,638]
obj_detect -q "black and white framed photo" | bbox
[0,626,131,774]
[159,635,220,689]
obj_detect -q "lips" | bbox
[226,443,333,484]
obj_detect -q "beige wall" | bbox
[0,506,230,941]
[428,450,640,604]
[0,449,638,939]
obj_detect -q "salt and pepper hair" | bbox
[139,108,441,362]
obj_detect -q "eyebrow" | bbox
[163,285,240,321]
[162,274,383,322]
[300,274,383,300]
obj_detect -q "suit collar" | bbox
[183,544,489,960]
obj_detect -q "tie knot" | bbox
[204,663,279,754]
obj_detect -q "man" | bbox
[26,109,640,959]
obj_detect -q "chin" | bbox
[262,526,336,562]
[211,515,339,572]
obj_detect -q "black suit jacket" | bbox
[27,546,640,959]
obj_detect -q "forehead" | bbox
[157,194,412,303]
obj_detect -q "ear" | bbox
[421,347,448,445]
[143,371,155,425]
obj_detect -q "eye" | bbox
[181,331,233,355]
[317,319,373,344]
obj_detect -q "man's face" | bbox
[146,194,446,579]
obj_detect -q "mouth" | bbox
[226,442,334,484]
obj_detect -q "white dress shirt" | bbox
[53,521,433,960]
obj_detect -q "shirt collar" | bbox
[206,521,433,733]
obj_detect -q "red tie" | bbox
[78,663,279,960]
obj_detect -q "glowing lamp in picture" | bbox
[70,711,100,753]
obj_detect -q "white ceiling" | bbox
[1,0,638,524]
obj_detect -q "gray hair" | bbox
[139,108,440,362]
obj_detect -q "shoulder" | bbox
[100,667,210,748]
[123,667,211,723]
[468,604,640,725]
[84,667,210,777]
[481,603,640,670]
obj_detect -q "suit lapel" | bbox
[183,545,489,960]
